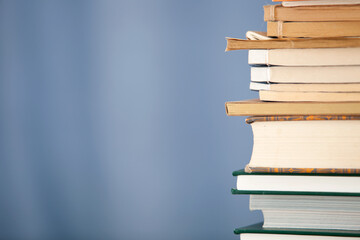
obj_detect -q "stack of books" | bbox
[225,0,360,239]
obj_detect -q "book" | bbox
[225,37,360,50]
[280,0,360,7]
[250,195,360,230]
[244,116,360,172]
[226,0,360,235]
[234,222,360,238]
[250,82,360,92]
[249,48,360,66]
[251,195,360,213]
[251,66,360,84]
[259,91,360,102]
[264,5,360,22]
[233,169,360,195]
[259,211,360,230]
[267,21,360,38]
[225,99,360,116]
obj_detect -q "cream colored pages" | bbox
[249,48,360,66]
[250,120,360,169]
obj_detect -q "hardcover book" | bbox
[232,169,360,196]
[264,5,360,22]
[243,116,360,172]
[225,100,360,116]
[267,21,360,38]
[235,222,360,238]
[225,36,360,50]
[250,195,360,230]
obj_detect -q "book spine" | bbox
[264,5,280,21]
[245,166,360,174]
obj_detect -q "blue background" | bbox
[0,0,269,239]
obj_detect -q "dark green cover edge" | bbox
[234,222,360,237]
[233,169,360,177]
[231,188,360,197]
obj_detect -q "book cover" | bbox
[234,222,360,237]
[225,37,360,51]
[231,189,360,197]
[232,169,360,196]
[225,100,360,116]
[264,4,360,22]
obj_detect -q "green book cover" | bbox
[234,222,360,237]
[231,189,360,197]
[232,169,360,197]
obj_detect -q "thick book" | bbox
[264,5,360,22]
[279,0,360,7]
[225,99,360,116]
[243,116,360,173]
[234,222,360,238]
[250,194,360,230]
[259,91,360,102]
[249,48,360,66]
[251,66,360,84]
[250,82,360,92]
[232,169,360,196]
[267,21,360,38]
[225,37,360,50]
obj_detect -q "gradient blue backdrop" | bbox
[0,0,269,239]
